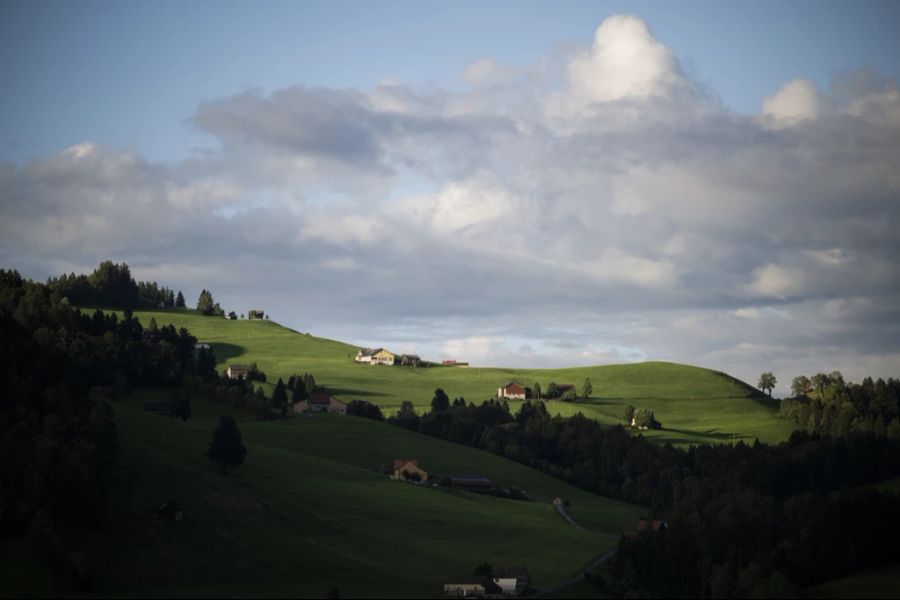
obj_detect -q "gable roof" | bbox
[503,382,526,393]
[493,566,530,579]
[393,458,419,471]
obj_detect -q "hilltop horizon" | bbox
[3,3,899,394]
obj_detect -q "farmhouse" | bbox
[492,566,531,596]
[443,576,503,598]
[392,459,428,482]
[371,349,395,365]
[248,309,265,320]
[294,392,347,415]
[226,364,248,379]
[355,347,396,365]
[497,382,527,401]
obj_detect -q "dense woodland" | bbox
[780,372,900,438]
[389,390,900,597]
[0,269,218,587]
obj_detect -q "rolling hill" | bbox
[77,387,643,598]
[120,308,798,446]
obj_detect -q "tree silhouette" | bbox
[206,416,247,473]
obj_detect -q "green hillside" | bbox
[120,308,797,446]
[77,388,642,598]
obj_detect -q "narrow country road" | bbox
[538,501,618,597]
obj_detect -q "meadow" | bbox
[120,308,798,446]
[79,388,643,598]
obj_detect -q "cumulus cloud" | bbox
[566,15,684,105]
[2,14,899,393]
[762,78,821,126]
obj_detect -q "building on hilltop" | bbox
[354,347,395,365]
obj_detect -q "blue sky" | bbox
[2,2,900,392]
[3,1,899,162]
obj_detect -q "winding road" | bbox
[537,501,619,597]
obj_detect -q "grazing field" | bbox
[804,563,900,599]
[79,389,642,598]
[115,308,798,446]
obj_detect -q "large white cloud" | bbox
[2,15,899,394]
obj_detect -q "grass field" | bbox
[70,388,643,598]
[116,308,798,446]
[804,563,900,599]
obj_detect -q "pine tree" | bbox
[176,291,185,308]
[206,416,247,473]
[272,378,289,417]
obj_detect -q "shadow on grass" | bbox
[648,427,753,445]
[326,387,389,398]
[208,342,246,365]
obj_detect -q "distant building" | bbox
[248,309,265,320]
[294,392,347,415]
[392,459,428,482]
[371,349,395,365]
[431,474,496,492]
[195,343,211,350]
[492,566,531,596]
[443,576,503,598]
[399,354,422,367]
[226,364,248,379]
[442,360,469,367]
[637,518,667,533]
[355,347,395,365]
[498,382,527,401]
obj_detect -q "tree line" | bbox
[779,371,900,439]
[47,261,186,310]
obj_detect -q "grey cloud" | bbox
[2,16,899,390]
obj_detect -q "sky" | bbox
[2,1,900,394]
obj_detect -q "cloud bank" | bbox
[2,15,899,393]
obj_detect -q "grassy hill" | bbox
[76,388,643,598]
[120,308,797,446]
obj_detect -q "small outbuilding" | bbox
[226,364,249,380]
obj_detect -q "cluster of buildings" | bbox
[355,348,424,367]
[390,459,498,493]
[443,567,531,597]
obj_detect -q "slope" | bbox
[114,308,798,446]
[83,388,643,598]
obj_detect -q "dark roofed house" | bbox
[226,364,249,379]
[432,474,496,493]
[294,392,347,415]
[493,566,531,595]
[443,576,504,598]
[400,354,422,367]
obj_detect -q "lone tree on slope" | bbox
[757,372,777,397]
[206,415,247,473]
